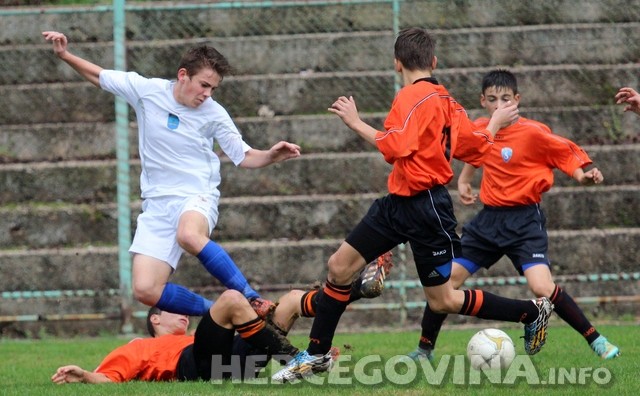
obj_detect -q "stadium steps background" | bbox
[0,0,638,336]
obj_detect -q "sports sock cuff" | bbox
[300,290,318,317]
[323,280,351,303]
[236,317,265,339]
[459,289,484,316]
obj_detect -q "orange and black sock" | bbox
[236,317,298,356]
[300,289,319,317]
[307,279,351,355]
[459,289,539,324]
[549,285,599,344]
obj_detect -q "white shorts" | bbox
[129,194,220,270]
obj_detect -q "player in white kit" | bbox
[43,31,301,316]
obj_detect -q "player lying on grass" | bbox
[51,289,299,384]
[50,255,392,384]
[404,69,619,361]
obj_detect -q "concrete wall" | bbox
[1,0,638,337]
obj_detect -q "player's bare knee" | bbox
[132,283,160,306]
[450,275,466,289]
[217,289,246,308]
[327,254,356,284]
[176,230,201,252]
[529,283,555,298]
[428,298,452,313]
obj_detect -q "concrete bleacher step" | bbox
[1,0,638,336]
[1,145,638,203]
[3,64,640,124]
[3,0,638,48]
[2,227,639,293]
[1,186,638,250]
[6,22,640,85]
[1,112,638,163]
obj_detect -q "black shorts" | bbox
[176,314,270,381]
[346,185,461,286]
[457,204,550,275]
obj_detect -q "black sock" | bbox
[236,317,298,357]
[549,285,600,344]
[419,303,448,350]
[307,280,351,355]
[459,289,539,324]
[300,289,319,317]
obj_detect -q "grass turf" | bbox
[0,324,636,395]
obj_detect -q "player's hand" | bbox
[51,365,85,384]
[268,141,301,162]
[42,31,69,58]
[580,167,604,186]
[491,100,519,129]
[328,96,361,128]
[614,87,640,115]
[458,181,477,205]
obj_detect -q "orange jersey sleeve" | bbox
[452,113,494,167]
[473,117,592,206]
[94,334,194,382]
[375,80,492,196]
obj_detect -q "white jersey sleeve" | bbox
[98,69,251,199]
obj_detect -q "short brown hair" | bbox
[146,306,162,337]
[394,27,436,71]
[178,45,232,79]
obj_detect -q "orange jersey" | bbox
[376,78,493,196]
[94,334,194,382]
[473,117,592,206]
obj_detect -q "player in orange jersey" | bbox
[50,252,403,383]
[407,69,619,362]
[51,288,334,384]
[273,28,558,383]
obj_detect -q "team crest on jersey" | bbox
[501,147,513,163]
[167,113,180,130]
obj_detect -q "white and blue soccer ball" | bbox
[466,328,516,370]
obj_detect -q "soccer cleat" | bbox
[522,297,553,355]
[355,251,394,298]
[590,335,620,359]
[407,347,434,362]
[249,297,277,320]
[271,347,340,383]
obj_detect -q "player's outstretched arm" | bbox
[42,31,103,88]
[51,365,112,384]
[239,141,301,169]
[614,87,640,116]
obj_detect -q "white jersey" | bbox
[99,70,251,199]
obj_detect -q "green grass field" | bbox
[0,324,636,395]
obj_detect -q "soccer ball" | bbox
[467,328,516,370]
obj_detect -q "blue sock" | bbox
[197,241,259,299]
[156,282,213,316]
